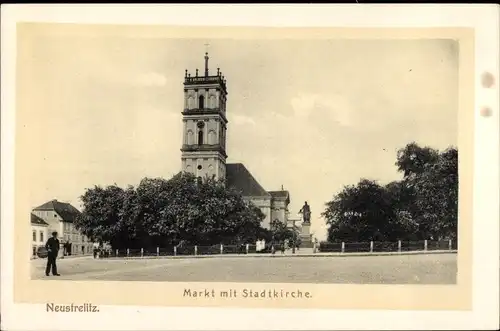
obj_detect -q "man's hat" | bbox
[52,231,58,236]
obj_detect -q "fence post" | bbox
[448,239,452,250]
[220,244,223,254]
[424,240,428,251]
[174,246,177,256]
[115,249,118,257]
[341,242,345,254]
[370,241,374,253]
[127,248,130,257]
[398,240,402,253]
[157,247,159,256]
[194,245,198,256]
[246,244,249,254]
[141,248,144,258]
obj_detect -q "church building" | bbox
[180,53,290,229]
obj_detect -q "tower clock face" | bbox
[197,121,205,129]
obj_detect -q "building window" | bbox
[40,231,44,243]
[187,130,194,145]
[33,246,36,256]
[198,130,204,145]
[32,231,36,242]
[198,95,204,109]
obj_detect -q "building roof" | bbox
[30,213,49,226]
[226,163,271,197]
[33,199,81,222]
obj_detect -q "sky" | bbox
[19,29,459,240]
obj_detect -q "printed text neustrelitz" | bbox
[46,303,99,312]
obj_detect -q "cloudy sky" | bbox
[19,27,458,240]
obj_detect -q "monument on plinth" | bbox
[298,201,313,248]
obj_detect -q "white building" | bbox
[32,199,93,256]
[31,213,49,258]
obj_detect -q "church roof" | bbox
[31,213,49,226]
[33,199,81,223]
[226,163,271,197]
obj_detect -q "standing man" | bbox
[93,242,99,259]
[45,231,61,276]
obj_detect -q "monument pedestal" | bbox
[299,222,313,248]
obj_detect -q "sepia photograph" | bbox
[2,4,499,331]
[23,27,460,285]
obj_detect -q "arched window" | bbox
[198,95,205,109]
[187,95,194,109]
[198,130,204,145]
[208,130,216,144]
[209,95,216,108]
[187,130,193,145]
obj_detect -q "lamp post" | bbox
[284,208,295,255]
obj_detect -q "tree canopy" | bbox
[322,142,458,242]
[270,219,300,245]
[74,172,269,248]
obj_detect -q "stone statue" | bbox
[299,201,311,224]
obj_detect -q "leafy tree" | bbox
[75,172,268,249]
[385,181,420,240]
[323,179,398,242]
[412,147,458,240]
[75,185,127,246]
[270,219,296,244]
[396,142,439,178]
[323,142,458,243]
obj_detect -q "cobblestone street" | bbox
[31,252,457,284]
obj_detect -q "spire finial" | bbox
[204,51,209,77]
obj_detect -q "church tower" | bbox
[181,53,228,180]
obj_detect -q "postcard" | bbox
[1,4,498,331]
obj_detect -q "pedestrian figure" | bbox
[280,242,285,255]
[93,242,99,259]
[45,231,61,276]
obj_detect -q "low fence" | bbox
[318,240,457,253]
[96,240,457,258]
[99,244,264,258]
